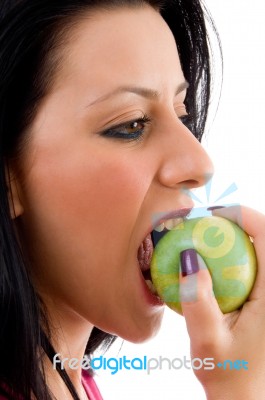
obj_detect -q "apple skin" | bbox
[150,216,257,314]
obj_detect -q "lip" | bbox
[137,206,193,259]
[136,206,193,303]
[139,207,193,246]
[138,267,165,307]
[151,207,193,231]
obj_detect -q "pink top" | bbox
[0,371,103,399]
[82,371,103,400]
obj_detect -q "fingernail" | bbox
[180,249,199,277]
[207,205,226,211]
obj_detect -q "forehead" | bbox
[54,5,184,93]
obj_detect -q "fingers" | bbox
[212,206,265,302]
[180,249,228,353]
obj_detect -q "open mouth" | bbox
[137,215,187,296]
[137,232,156,293]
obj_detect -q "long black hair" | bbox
[0,0,219,399]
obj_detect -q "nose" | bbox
[156,115,214,190]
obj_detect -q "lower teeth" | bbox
[145,279,157,295]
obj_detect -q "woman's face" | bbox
[15,5,213,342]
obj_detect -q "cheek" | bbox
[20,145,152,278]
[25,150,147,231]
[17,135,163,340]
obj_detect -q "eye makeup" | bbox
[99,114,152,142]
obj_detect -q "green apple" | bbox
[150,216,257,314]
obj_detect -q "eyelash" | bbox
[179,114,192,126]
[100,114,152,142]
[100,112,191,142]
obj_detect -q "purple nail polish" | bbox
[207,205,226,211]
[180,249,199,276]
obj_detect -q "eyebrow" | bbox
[86,81,189,108]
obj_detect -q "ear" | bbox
[5,165,24,219]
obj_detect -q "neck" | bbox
[40,296,94,398]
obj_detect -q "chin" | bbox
[117,307,165,344]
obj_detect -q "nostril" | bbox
[182,171,213,189]
[181,179,202,190]
[187,179,200,187]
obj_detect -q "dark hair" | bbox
[0,0,218,398]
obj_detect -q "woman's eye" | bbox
[179,113,192,127]
[119,120,144,135]
[101,115,151,141]
[174,103,191,126]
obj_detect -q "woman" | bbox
[1,0,265,399]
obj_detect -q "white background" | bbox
[97,1,265,398]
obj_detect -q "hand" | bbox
[179,205,265,400]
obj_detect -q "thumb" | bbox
[179,249,225,351]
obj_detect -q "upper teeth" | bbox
[154,217,183,232]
